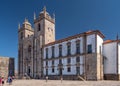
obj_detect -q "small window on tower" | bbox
[21,32,23,39]
[38,23,41,31]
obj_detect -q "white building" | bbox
[43,30,104,80]
[103,40,120,80]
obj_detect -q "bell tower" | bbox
[33,7,55,78]
[34,6,55,45]
[18,18,34,78]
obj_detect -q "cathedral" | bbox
[18,7,120,80]
[18,7,55,79]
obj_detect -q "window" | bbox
[76,40,80,54]
[59,59,62,64]
[46,69,48,76]
[76,56,80,63]
[28,45,31,59]
[76,67,80,75]
[67,67,71,72]
[46,48,48,59]
[38,23,41,31]
[67,42,71,55]
[52,60,54,65]
[21,32,23,39]
[52,68,54,73]
[59,45,62,57]
[28,45,31,52]
[67,58,71,64]
[88,44,92,53]
[52,46,54,58]
[46,61,48,66]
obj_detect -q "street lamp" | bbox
[57,63,64,82]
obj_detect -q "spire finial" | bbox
[34,12,36,20]
[43,6,46,12]
[53,13,55,21]
[25,18,28,22]
[53,13,55,19]
[18,23,20,29]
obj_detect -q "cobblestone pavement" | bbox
[3,80,120,86]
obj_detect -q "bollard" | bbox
[46,76,48,83]
[61,77,63,83]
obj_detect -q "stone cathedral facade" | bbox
[18,7,55,79]
[18,7,120,80]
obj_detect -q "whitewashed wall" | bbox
[43,33,98,76]
[97,35,103,53]
[103,42,117,74]
[44,37,83,59]
[86,34,95,53]
[43,56,84,75]
[118,43,120,74]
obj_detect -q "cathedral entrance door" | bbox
[27,66,30,76]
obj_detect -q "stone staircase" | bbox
[77,75,86,81]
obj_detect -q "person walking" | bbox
[8,76,12,85]
[1,77,4,86]
[0,77,2,86]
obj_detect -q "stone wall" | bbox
[104,74,120,80]
[0,57,14,78]
[85,53,103,80]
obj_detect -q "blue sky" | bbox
[0,0,120,70]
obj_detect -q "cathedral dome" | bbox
[23,18,31,26]
[39,6,50,17]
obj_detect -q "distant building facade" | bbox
[18,7,120,80]
[0,56,14,78]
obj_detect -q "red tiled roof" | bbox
[44,30,105,47]
[103,40,120,44]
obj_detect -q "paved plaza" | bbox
[3,80,120,86]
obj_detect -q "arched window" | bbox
[52,60,54,65]
[76,40,80,54]
[52,46,55,58]
[21,32,23,39]
[67,42,71,55]
[76,56,80,63]
[59,59,62,64]
[38,23,41,31]
[67,58,71,64]
[28,45,31,53]
[59,45,62,57]
[28,45,31,59]
[46,48,48,59]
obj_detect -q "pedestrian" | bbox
[0,76,2,86]
[8,76,12,85]
[1,77,4,86]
